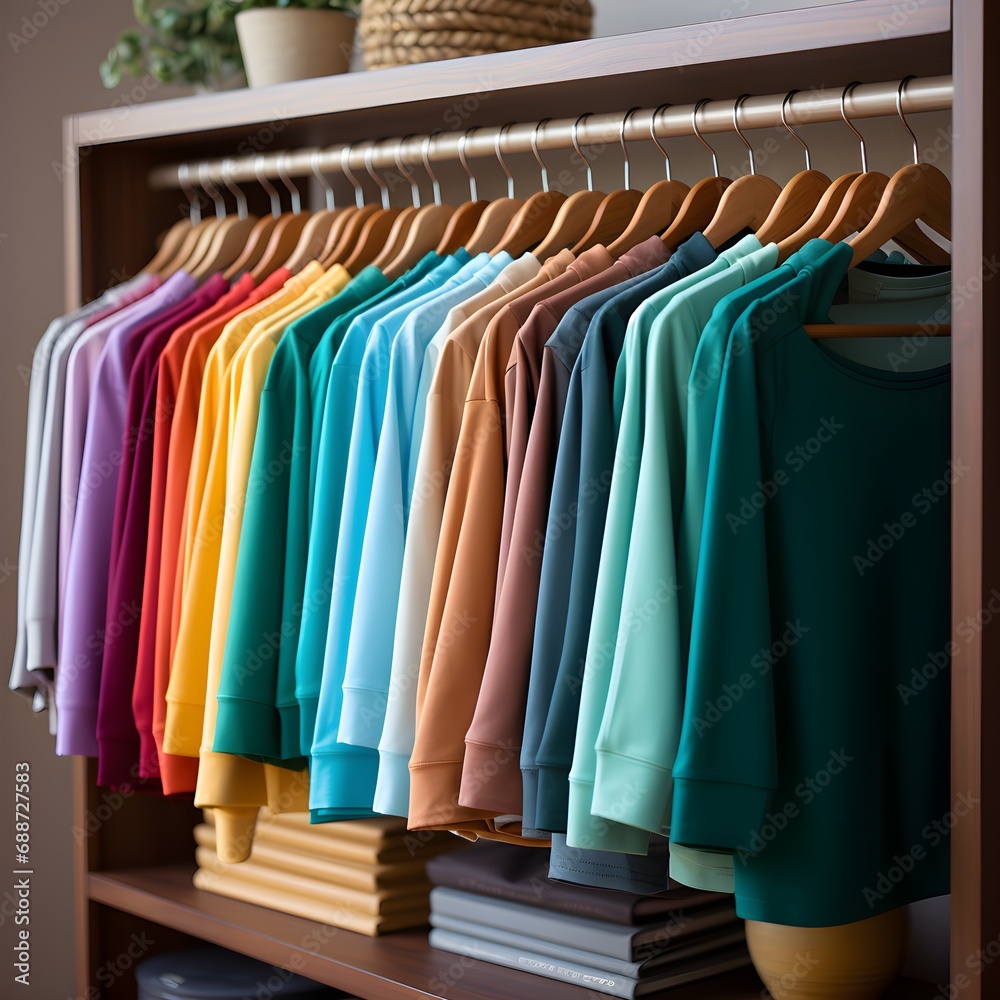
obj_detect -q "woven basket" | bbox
[360,0,593,69]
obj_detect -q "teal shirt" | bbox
[308,252,481,821]
[213,273,382,766]
[338,254,508,753]
[295,254,464,760]
[566,236,762,856]
[672,243,950,925]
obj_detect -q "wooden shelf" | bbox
[87,865,939,1000]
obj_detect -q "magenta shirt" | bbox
[96,275,228,786]
[56,272,196,759]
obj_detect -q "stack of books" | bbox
[194,810,454,936]
[427,842,750,997]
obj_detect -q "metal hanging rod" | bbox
[147,75,952,191]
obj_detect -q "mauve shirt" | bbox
[56,271,196,759]
[96,275,229,787]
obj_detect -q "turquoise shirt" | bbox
[295,253,465,760]
[339,253,509,753]
[566,236,762,856]
[214,271,386,766]
[672,243,950,925]
[309,252,483,821]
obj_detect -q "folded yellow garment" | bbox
[193,860,429,936]
[194,825,431,892]
[195,846,429,916]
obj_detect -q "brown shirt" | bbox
[460,237,673,817]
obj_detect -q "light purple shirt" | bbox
[56,272,196,757]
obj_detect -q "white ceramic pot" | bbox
[745,908,908,999]
[236,8,356,88]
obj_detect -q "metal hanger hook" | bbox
[495,123,515,199]
[197,163,226,220]
[531,119,552,194]
[620,107,640,190]
[896,75,920,164]
[276,153,302,215]
[458,127,479,203]
[255,154,282,218]
[341,143,364,210]
[780,90,811,171]
[732,94,755,175]
[650,103,673,182]
[571,113,595,192]
[839,81,868,174]
[422,132,443,206]
[394,136,421,209]
[691,99,720,178]
[222,159,248,221]
[311,149,335,212]
[178,162,201,225]
[365,143,390,210]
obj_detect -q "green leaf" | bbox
[132,0,153,25]
[99,57,122,89]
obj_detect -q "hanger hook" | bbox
[896,75,920,164]
[311,149,335,212]
[422,132,442,206]
[341,143,364,210]
[222,159,248,221]
[691,99,720,178]
[365,143,390,210]
[620,107,640,190]
[839,81,868,174]
[779,90,811,172]
[198,162,226,220]
[255,154,282,218]
[531,119,552,194]
[495,122,515,199]
[178,163,201,225]
[276,152,302,215]
[732,94,755,175]
[649,103,673,182]
[394,136,421,209]
[571,113,594,192]
[458,127,479,203]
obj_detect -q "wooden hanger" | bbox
[153,163,219,276]
[570,108,645,253]
[368,139,429,271]
[753,91,832,246]
[846,77,951,266]
[249,153,312,281]
[189,162,260,280]
[662,100,733,251]
[283,151,347,274]
[223,156,292,279]
[142,217,198,276]
[491,119,567,257]
[534,114,610,260]
[464,123,525,254]
[780,81,946,264]
[608,103,691,257]
[436,130,489,254]
[701,95,782,249]
[342,144,406,272]
[381,134,456,279]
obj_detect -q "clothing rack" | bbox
[146,75,954,190]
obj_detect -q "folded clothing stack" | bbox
[426,841,750,998]
[194,810,455,936]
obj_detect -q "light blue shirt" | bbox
[338,253,509,756]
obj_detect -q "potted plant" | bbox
[235,0,361,88]
[100,0,248,93]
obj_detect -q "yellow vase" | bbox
[745,907,908,999]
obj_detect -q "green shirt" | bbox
[672,242,951,926]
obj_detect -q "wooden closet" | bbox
[64,1,999,996]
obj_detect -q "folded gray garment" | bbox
[548,833,673,894]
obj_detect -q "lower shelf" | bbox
[87,865,938,1000]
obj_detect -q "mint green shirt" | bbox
[566,235,762,855]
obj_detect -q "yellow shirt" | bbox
[193,264,350,862]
